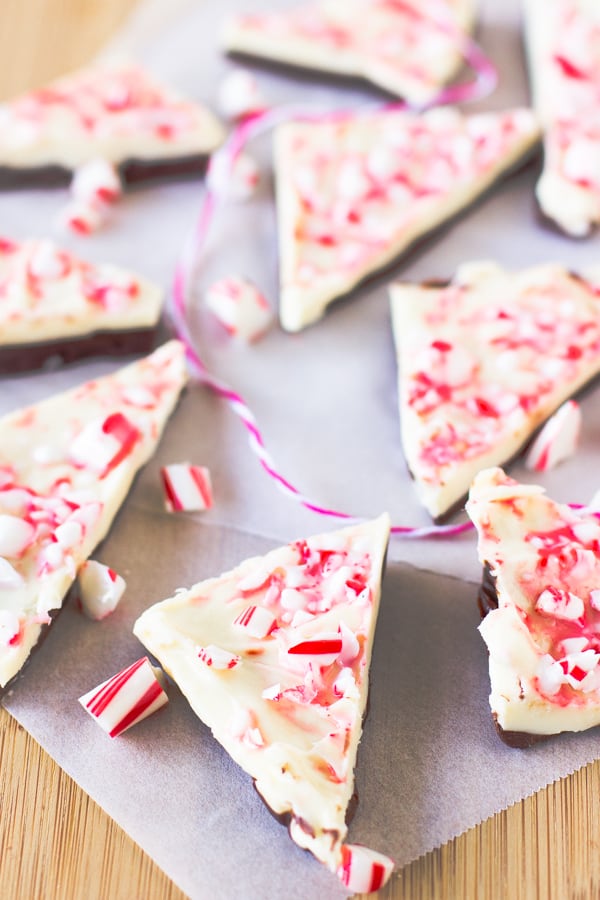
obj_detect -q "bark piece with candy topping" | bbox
[133,514,392,889]
[390,260,600,520]
[274,106,540,331]
[524,0,600,236]
[467,467,600,746]
[0,62,225,186]
[222,0,476,105]
[0,236,165,373]
[0,340,187,688]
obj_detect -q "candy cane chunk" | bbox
[222,0,476,105]
[134,515,390,882]
[58,199,108,236]
[0,63,224,183]
[390,261,600,520]
[71,158,122,206]
[216,69,267,121]
[0,340,187,688]
[337,843,395,893]
[0,236,165,374]
[79,657,168,737]
[467,467,600,746]
[525,400,582,472]
[205,276,273,341]
[78,560,126,620]
[161,463,213,512]
[524,1,600,236]
[274,107,540,331]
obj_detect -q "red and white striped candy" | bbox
[525,400,582,472]
[233,605,277,638]
[197,644,240,669]
[337,843,395,893]
[78,656,168,738]
[78,560,126,620]
[535,586,584,621]
[205,276,273,342]
[57,199,108,236]
[70,413,141,476]
[71,158,122,206]
[161,463,213,512]
[216,69,267,121]
[287,633,342,666]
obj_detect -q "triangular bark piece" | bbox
[0,340,187,687]
[0,236,163,372]
[390,261,600,519]
[223,0,476,104]
[524,0,600,236]
[467,467,600,746]
[134,514,390,878]
[275,107,539,331]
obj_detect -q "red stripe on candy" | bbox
[109,679,164,738]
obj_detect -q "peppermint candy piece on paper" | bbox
[77,560,126,620]
[337,843,395,893]
[525,400,582,472]
[161,463,213,512]
[205,276,273,341]
[78,656,168,738]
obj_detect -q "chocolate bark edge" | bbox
[493,714,549,749]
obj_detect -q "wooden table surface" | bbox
[1,2,599,899]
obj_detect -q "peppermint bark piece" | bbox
[275,106,540,331]
[467,467,600,746]
[0,63,225,186]
[134,514,391,886]
[0,340,187,688]
[390,261,600,520]
[222,0,476,105]
[524,0,600,236]
[0,236,163,373]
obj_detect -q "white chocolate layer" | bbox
[0,63,225,171]
[390,261,600,519]
[0,340,187,687]
[134,514,390,874]
[468,468,600,738]
[275,107,540,332]
[222,0,476,104]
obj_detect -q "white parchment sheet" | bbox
[2,0,600,897]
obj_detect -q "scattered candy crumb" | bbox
[58,158,122,235]
[216,69,267,121]
[77,560,126,620]
[525,400,581,472]
[205,276,273,341]
[337,843,395,893]
[78,656,168,737]
[161,462,213,512]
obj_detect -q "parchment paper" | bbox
[3,0,600,897]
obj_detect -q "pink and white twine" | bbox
[170,11,498,539]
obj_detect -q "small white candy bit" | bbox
[77,560,126,620]
[58,199,108,236]
[205,276,273,342]
[233,605,277,638]
[525,401,582,472]
[217,69,267,121]
[535,586,584,621]
[197,644,240,670]
[336,843,395,893]
[71,158,122,206]
[78,657,168,738]
[0,515,35,558]
[207,150,260,200]
[161,463,213,512]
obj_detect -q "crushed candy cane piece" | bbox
[78,656,168,737]
[288,633,342,666]
[57,199,108,236]
[161,463,213,512]
[337,843,395,893]
[197,644,240,669]
[535,586,584,621]
[205,276,273,342]
[525,400,582,472]
[207,150,260,199]
[217,69,267,121]
[71,157,122,206]
[70,413,141,476]
[233,605,277,638]
[78,560,126,620]
[0,515,35,558]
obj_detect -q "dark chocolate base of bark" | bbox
[493,715,549,749]
[1,326,157,375]
[478,563,499,618]
[0,153,209,191]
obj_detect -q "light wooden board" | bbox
[1,2,600,898]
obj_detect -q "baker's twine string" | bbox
[170,10,499,538]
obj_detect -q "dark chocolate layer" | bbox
[493,715,549,749]
[478,563,499,618]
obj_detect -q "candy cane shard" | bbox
[390,261,600,520]
[77,560,126,621]
[467,467,600,746]
[0,63,225,183]
[524,0,600,236]
[222,0,477,105]
[0,236,165,373]
[525,400,582,472]
[161,463,213,512]
[79,656,168,737]
[0,340,187,688]
[133,514,392,889]
[274,106,540,332]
